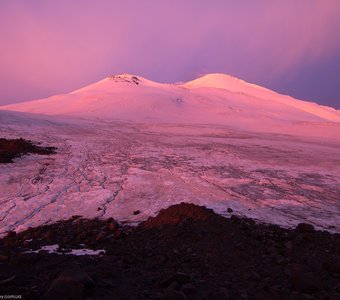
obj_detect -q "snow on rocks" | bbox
[25,244,105,256]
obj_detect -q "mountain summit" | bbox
[184,73,271,93]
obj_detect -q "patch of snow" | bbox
[24,244,105,256]
[69,248,106,256]
[26,244,59,254]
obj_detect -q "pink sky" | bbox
[0,0,340,108]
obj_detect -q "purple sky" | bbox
[1,0,340,108]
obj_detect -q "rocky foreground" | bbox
[0,203,340,300]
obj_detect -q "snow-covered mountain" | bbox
[1,73,340,236]
[1,74,339,134]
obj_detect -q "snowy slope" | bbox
[1,74,340,131]
[1,74,340,236]
[185,74,340,122]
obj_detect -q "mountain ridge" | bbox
[1,73,339,126]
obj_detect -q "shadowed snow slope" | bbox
[1,74,340,135]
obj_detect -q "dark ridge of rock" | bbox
[295,223,315,233]
[108,74,140,85]
[0,138,56,163]
[142,202,221,229]
[0,203,340,300]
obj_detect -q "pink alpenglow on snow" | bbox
[0,1,340,108]
[0,73,340,236]
[1,73,340,136]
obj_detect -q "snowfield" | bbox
[0,74,340,235]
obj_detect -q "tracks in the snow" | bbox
[1,123,340,235]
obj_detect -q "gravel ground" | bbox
[1,203,340,300]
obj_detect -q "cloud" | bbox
[242,1,340,76]
[0,0,339,106]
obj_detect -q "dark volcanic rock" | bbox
[295,223,315,233]
[0,203,340,299]
[142,202,221,228]
[45,273,87,300]
[0,138,56,163]
[161,290,187,300]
